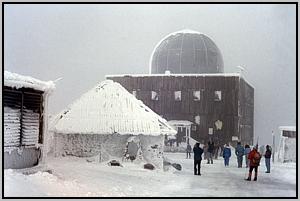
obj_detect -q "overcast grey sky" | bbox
[4,4,296,145]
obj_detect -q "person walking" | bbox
[193,142,204,175]
[223,143,231,166]
[207,140,214,164]
[264,145,272,173]
[235,141,245,168]
[246,145,262,181]
[214,141,220,159]
[186,143,192,159]
[244,144,251,168]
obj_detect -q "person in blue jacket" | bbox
[223,143,231,166]
[193,142,204,175]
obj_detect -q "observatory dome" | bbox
[150,30,224,74]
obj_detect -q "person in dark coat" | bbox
[244,144,251,168]
[193,142,204,175]
[264,145,272,173]
[186,143,192,159]
[246,145,261,181]
[223,143,231,166]
[235,141,245,168]
[207,140,214,164]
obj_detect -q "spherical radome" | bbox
[150,30,224,74]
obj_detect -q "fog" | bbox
[4,4,296,145]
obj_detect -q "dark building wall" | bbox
[238,78,254,145]
[107,75,254,146]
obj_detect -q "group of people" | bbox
[186,140,273,180]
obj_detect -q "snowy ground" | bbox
[4,153,296,197]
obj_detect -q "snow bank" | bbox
[4,71,55,93]
[4,153,296,197]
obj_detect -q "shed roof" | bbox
[4,71,55,93]
[53,80,176,136]
[278,126,296,132]
[168,120,193,126]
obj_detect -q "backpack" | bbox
[252,152,261,166]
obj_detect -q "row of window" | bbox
[132,90,222,101]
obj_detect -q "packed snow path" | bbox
[4,153,296,197]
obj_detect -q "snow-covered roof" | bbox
[168,120,193,126]
[106,73,241,78]
[279,126,296,132]
[106,73,254,89]
[4,71,55,93]
[53,80,176,136]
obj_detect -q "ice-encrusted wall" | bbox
[54,133,164,169]
[284,138,296,162]
[277,137,296,163]
[4,107,21,148]
[139,135,164,169]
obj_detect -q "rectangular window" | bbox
[193,90,201,101]
[194,115,200,125]
[214,91,222,101]
[151,91,158,101]
[283,131,296,138]
[174,91,181,101]
[232,136,239,141]
[4,88,43,148]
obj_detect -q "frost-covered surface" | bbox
[53,80,176,135]
[277,126,296,163]
[106,73,254,89]
[106,73,241,78]
[4,107,21,148]
[4,107,41,150]
[278,126,296,131]
[22,109,40,146]
[4,71,55,92]
[168,120,193,126]
[4,153,296,197]
[277,137,296,163]
[54,133,164,169]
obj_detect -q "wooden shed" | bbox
[4,71,55,169]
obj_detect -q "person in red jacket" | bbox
[246,145,261,181]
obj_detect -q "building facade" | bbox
[107,29,254,147]
[106,74,254,146]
